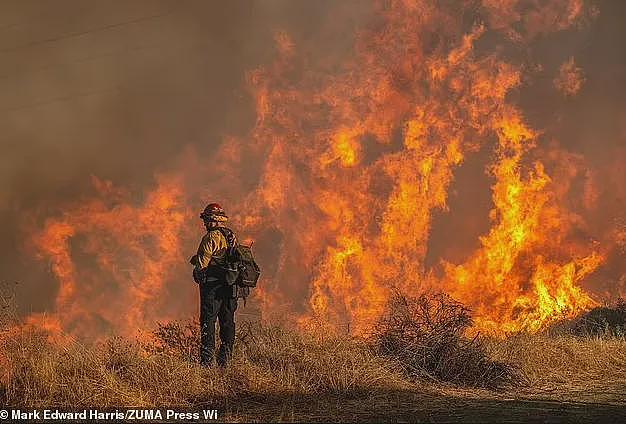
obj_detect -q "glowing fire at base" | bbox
[30,0,617,338]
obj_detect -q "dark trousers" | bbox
[199,281,238,366]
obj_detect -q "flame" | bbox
[441,112,601,332]
[31,175,189,338]
[28,0,617,338]
[554,57,586,97]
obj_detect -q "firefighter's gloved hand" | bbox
[193,267,204,285]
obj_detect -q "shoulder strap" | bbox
[214,227,238,253]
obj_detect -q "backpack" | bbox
[214,227,261,303]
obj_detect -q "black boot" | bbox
[199,327,215,367]
[216,344,233,367]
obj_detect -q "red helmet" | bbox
[200,202,227,221]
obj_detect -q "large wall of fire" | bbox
[2,0,624,338]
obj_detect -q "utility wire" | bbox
[0,86,120,114]
[0,3,92,32]
[0,8,182,114]
[0,42,161,81]
[0,39,216,116]
[0,9,174,54]
[0,35,221,116]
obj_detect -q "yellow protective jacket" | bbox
[192,228,228,270]
[190,228,230,288]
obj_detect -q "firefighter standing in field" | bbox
[190,203,238,367]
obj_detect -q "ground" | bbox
[209,390,622,422]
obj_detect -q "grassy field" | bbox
[2,320,626,422]
[1,294,625,422]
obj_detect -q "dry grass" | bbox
[1,321,410,408]
[1,291,625,420]
[487,333,626,403]
[2,329,215,407]
[4,318,625,407]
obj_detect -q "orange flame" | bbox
[28,0,615,338]
[31,175,189,338]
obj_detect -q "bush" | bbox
[145,320,200,362]
[551,299,626,338]
[370,292,518,388]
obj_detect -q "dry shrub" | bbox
[371,292,518,388]
[145,320,200,362]
[569,299,626,338]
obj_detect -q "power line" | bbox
[0,26,231,116]
[0,3,92,32]
[0,86,120,115]
[0,33,222,82]
[0,9,174,54]
[0,38,220,116]
[0,42,161,81]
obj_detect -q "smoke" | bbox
[1,0,625,335]
[0,0,361,316]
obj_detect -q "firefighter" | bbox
[190,203,238,367]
